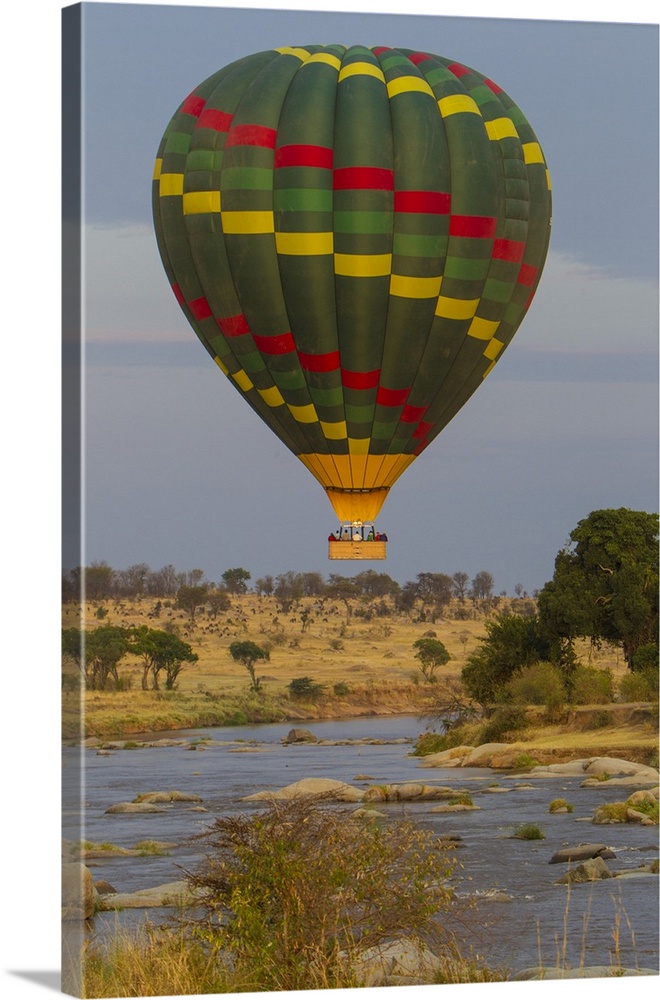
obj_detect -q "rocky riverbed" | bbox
[63,718,659,981]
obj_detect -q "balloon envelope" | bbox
[153,45,551,523]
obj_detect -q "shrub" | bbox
[511,752,540,769]
[185,797,455,992]
[505,660,566,717]
[413,732,448,756]
[512,823,545,840]
[570,664,614,705]
[549,798,573,814]
[288,676,325,699]
[333,681,350,697]
[618,668,658,703]
[479,705,528,743]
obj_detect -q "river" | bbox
[65,715,659,977]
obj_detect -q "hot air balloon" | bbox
[152,45,551,560]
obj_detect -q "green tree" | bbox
[412,636,451,682]
[471,571,494,602]
[229,640,270,691]
[131,626,198,690]
[176,584,209,623]
[461,613,550,703]
[222,567,251,594]
[206,589,231,618]
[326,575,361,625]
[84,625,132,690]
[537,508,659,669]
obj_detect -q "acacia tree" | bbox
[131,626,198,690]
[412,637,451,682]
[229,640,270,691]
[537,508,659,670]
[461,612,551,703]
[176,584,209,623]
[222,567,251,594]
[83,625,132,690]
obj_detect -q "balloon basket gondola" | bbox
[328,523,387,560]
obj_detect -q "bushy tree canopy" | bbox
[537,508,658,669]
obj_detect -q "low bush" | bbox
[570,664,614,705]
[548,798,573,814]
[505,660,566,719]
[288,676,325,699]
[185,797,456,992]
[512,823,545,840]
[618,667,659,703]
[479,705,528,743]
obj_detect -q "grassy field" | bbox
[62,593,657,762]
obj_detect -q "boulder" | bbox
[362,783,457,802]
[555,856,613,884]
[98,880,196,910]
[241,777,363,802]
[135,790,203,804]
[349,937,443,987]
[625,807,656,825]
[626,789,658,806]
[429,803,481,813]
[463,743,511,767]
[62,863,98,920]
[417,746,474,768]
[583,756,659,781]
[93,879,118,895]
[283,728,318,743]
[549,844,615,864]
[105,802,170,814]
[513,966,659,979]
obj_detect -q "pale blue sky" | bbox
[72,2,658,596]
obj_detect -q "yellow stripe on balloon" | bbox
[304,52,342,71]
[289,402,318,424]
[390,273,442,298]
[320,419,348,440]
[467,316,501,341]
[387,76,435,99]
[483,337,504,361]
[523,142,545,164]
[348,437,370,455]
[338,61,385,84]
[183,190,221,214]
[335,253,392,277]
[485,117,519,141]
[232,368,253,392]
[275,47,311,61]
[214,356,229,375]
[258,385,286,407]
[438,94,481,118]
[435,296,480,320]
[153,158,162,181]
[275,231,334,255]
[222,211,275,234]
[159,172,184,196]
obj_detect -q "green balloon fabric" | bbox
[153,45,552,523]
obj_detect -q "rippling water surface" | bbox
[65,715,659,976]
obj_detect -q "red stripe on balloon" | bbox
[400,403,428,424]
[394,190,450,214]
[298,350,341,373]
[274,144,333,169]
[371,46,391,56]
[450,215,497,238]
[334,167,394,190]
[517,263,538,286]
[407,52,432,65]
[484,78,504,95]
[413,421,433,440]
[376,386,410,407]
[447,62,471,78]
[189,296,212,321]
[197,108,233,132]
[492,239,526,262]
[225,124,277,149]
[253,332,296,355]
[180,93,206,117]
[218,313,250,337]
[172,283,185,306]
[341,368,380,390]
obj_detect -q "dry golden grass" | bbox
[62,594,656,762]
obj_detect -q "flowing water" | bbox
[65,715,659,977]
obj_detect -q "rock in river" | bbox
[242,777,363,802]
